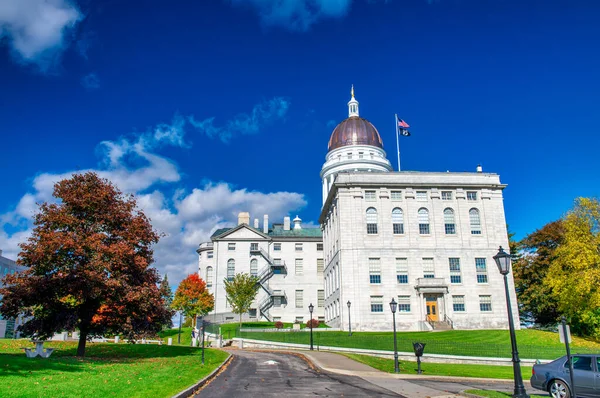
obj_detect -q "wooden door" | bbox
[426,300,438,322]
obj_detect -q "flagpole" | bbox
[395,114,401,171]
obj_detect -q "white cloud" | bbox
[0,0,83,71]
[81,73,100,90]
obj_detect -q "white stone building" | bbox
[0,250,27,338]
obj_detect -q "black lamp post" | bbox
[200,316,205,365]
[347,300,352,336]
[308,303,314,351]
[389,298,400,373]
[493,246,529,398]
[177,312,182,344]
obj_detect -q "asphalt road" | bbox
[195,350,403,397]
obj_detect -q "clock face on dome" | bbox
[328,117,383,151]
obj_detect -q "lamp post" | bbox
[308,303,314,351]
[389,298,400,373]
[347,300,352,336]
[493,246,529,398]
[177,312,182,344]
[200,316,205,365]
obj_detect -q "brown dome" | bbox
[328,116,383,151]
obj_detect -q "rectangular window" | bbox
[449,258,462,284]
[273,296,282,307]
[347,152,352,160]
[423,258,435,278]
[295,290,303,308]
[476,258,488,283]
[317,243,323,251]
[295,243,303,252]
[250,242,258,251]
[317,258,324,275]
[370,296,383,313]
[479,295,492,312]
[273,258,282,266]
[295,316,304,323]
[295,258,303,276]
[453,295,465,312]
[358,152,364,159]
[318,290,325,307]
[365,190,376,201]
[369,258,381,284]
[228,243,236,251]
[416,191,427,201]
[467,191,478,201]
[393,222,404,234]
[274,243,281,251]
[396,257,408,284]
[367,223,378,234]
[398,295,411,313]
[391,190,402,201]
[441,191,453,200]
[445,223,456,234]
[273,317,281,322]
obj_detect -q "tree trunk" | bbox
[239,313,242,328]
[77,329,88,357]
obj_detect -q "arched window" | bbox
[444,208,456,234]
[227,259,235,281]
[250,259,258,276]
[366,207,378,234]
[418,208,430,234]
[470,208,482,235]
[206,266,213,287]
[392,208,404,234]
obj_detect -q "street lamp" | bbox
[389,298,400,373]
[347,301,352,336]
[177,312,182,344]
[308,303,314,351]
[493,246,529,398]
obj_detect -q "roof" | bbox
[328,116,383,151]
[210,225,322,240]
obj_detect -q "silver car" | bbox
[530,354,600,397]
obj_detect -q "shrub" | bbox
[275,321,284,329]
[306,319,319,328]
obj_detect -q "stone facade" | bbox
[0,250,27,338]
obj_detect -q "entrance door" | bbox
[426,297,438,322]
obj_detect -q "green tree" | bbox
[223,273,259,327]
[172,274,214,328]
[512,220,564,325]
[159,275,174,328]
[546,197,600,337]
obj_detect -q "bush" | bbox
[306,319,319,328]
[275,321,284,329]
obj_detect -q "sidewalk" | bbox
[302,351,461,398]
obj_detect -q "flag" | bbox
[396,115,411,136]
[398,118,410,129]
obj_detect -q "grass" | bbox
[341,353,532,379]
[0,339,229,398]
[464,390,512,397]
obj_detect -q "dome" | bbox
[328,116,383,151]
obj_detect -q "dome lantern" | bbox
[348,84,359,117]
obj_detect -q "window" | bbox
[274,243,281,251]
[249,309,257,318]
[441,191,453,200]
[227,259,235,281]
[423,258,435,278]
[295,316,304,323]
[416,191,427,201]
[398,295,411,313]
[358,152,364,159]
[317,258,324,275]
[273,317,281,322]
[206,266,213,287]
[467,191,478,201]
[228,243,236,251]
[347,152,352,159]
[476,258,488,283]
[207,251,213,259]
[444,208,456,234]
[295,290,303,308]
[250,259,258,277]
[391,190,402,201]
[273,296,282,307]
[453,295,465,312]
[449,258,461,284]
[250,242,258,251]
[295,258,303,276]
[418,208,430,234]
[568,356,593,371]
[273,258,282,266]
[366,207,378,234]
[318,290,324,307]
[369,258,381,284]
[370,296,383,313]
[392,208,404,234]
[479,295,492,312]
[470,208,482,235]
[365,190,376,201]
[295,243,303,251]
[317,243,323,251]
[396,258,408,284]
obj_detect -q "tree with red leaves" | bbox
[0,172,173,357]
[172,274,214,327]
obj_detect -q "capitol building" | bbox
[198,89,519,331]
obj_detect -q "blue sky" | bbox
[1,0,599,284]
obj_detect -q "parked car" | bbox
[530,354,600,397]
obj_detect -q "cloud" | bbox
[0,0,83,71]
[189,97,290,143]
[81,73,100,90]
[229,0,352,31]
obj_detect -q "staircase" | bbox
[427,315,454,331]
[250,244,287,321]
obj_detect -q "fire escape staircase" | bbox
[250,244,287,321]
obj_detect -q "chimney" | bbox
[0,249,3,257]
[476,164,483,173]
[293,215,302,230]
[263,214,269,233]
[254,218,259,229]
[283,216,291,231]
[238,212,250,226]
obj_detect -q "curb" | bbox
[172,353,233,398]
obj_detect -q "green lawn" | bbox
[0,339,229,398]
[341,353,532,379]
[464,390,512,397]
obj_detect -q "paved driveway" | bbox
[196,350,403,397]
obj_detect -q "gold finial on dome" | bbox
[351,84,355,98]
